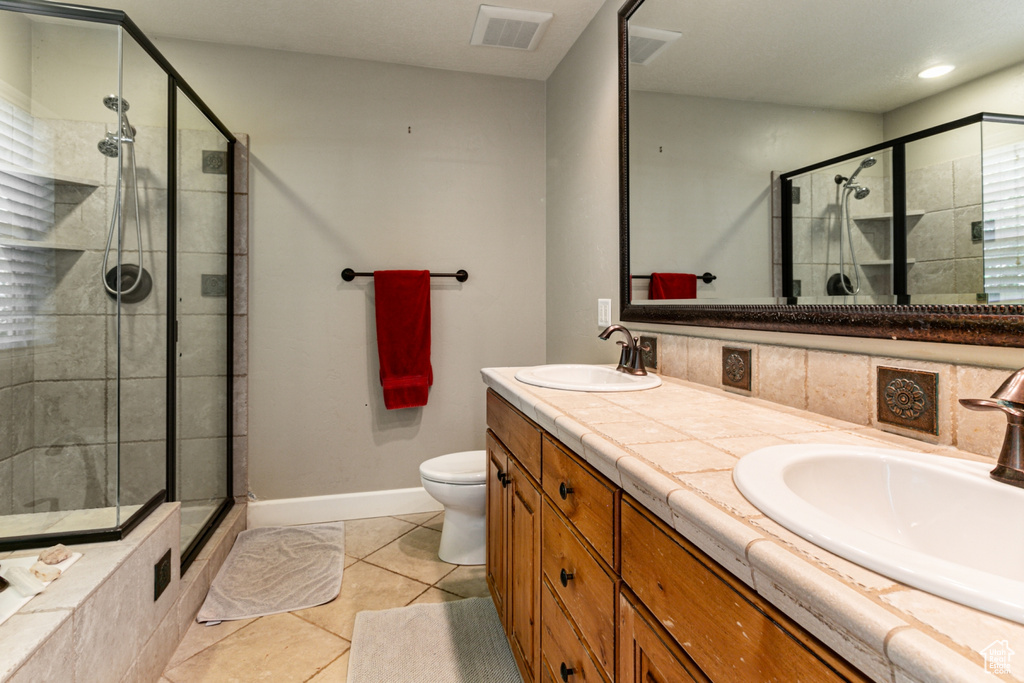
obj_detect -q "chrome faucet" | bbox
[598,324,650,376]
[960,366,1024,488]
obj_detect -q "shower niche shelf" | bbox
[861,258,917,267]
[851,210,925,223]
[0,161,101,188]
[0,236,88,251]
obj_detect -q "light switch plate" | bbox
[598,299,612,327]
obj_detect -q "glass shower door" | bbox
[175,88,231,552]
[0,14,167,543]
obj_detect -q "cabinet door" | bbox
[508,457,542,683]
[486,431,509,627]
[618,590,707,683]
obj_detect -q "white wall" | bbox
[545,0,622,364]
[0,11,31,110]
[883,61,1024,170]
[629,91,881,298]
[154,40,547,500]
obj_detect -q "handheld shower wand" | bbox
[830,156,877,296]
[99,95,149,302]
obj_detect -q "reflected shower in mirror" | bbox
[619,0,1024,345]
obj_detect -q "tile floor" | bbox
[160,511,489,682]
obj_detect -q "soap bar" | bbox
[5,566,46,596]
[30,561,61,582]
[39,544,71,565]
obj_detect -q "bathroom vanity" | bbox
[483,368,1017,683]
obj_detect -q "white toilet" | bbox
[419,450,487,565]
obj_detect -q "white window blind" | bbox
[982,141,1024,304]
[0,99,56,349]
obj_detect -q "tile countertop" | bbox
[481,367,1024,683]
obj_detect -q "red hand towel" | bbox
[649,272,697,299]
[373,270,432,410]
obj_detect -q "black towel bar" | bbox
[631,272,716,284]
[342,268,469,283]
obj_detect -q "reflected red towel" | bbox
[650,272,697,299]
[373,270,432,410]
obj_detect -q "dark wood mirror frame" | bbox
[617,0,1024,347]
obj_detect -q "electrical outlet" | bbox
[598,299,612,327]
[154,549,172,601]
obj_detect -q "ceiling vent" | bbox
[628,25,681,65]
[471,5,553,51]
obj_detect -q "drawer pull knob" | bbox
[497,471,510,488]
[559,482,574,500]
[560,568,574,587]
[560,662,575,681]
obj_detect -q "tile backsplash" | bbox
[653,332,1010,461]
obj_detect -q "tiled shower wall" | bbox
[905,154,984,304]
[655,331,1010,464]
[782,154,984,304]
[0,116,246,518]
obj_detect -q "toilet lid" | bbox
[420,450,487,485]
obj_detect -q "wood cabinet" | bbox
[542,436,618,569]
[542,581,606,683]
[485,387,868,683]
[620,497,868,683]
[486,431,508,624]
[508,456,542,680]
[486,391,543,683]
[618,588,708,683]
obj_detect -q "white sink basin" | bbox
[514,364,661,392]
[734,444,1024,623]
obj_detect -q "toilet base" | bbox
[437,507,485,565]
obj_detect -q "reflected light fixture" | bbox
[918,65,955,79]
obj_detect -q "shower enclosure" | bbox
[0,0,235,567]
[781,112,1024,306]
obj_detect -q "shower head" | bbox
[847,156,876,184]
[853,186,870,200]
[98,95,136,157]
[102,95,130,112]
[97,132,119,158]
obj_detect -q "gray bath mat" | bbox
[196,522,345,623]
[348,597,521,683]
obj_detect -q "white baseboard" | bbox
[246,487,443,528]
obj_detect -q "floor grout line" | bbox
[163,513,483,682]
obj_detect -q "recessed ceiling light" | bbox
[918,65,955,79]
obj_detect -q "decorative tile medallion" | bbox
[876,366,938,435]
[640,336,657,370]
[202,150,228,174]
[722,347,751,391]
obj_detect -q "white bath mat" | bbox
[196,522,345,624]
[348,597,521,683]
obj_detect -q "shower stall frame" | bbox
[0,0,236,570]
[780,111,1024,305]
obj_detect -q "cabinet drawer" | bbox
[542,499,616,677]
[542,436,617,568]
[541,582,605,683]
[621,497,864,683]
[487,389,542,480]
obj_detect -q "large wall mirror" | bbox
[618,0,1024,346]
